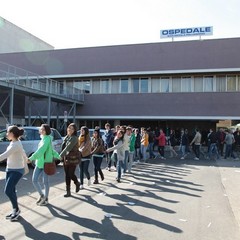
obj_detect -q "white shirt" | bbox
[0,140,27,169]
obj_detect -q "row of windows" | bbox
[71,75,240,94]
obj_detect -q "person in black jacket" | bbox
[179,129,188,159]
[104,123,114,171]
[60,123,80,197]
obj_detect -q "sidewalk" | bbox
[216,158,240,228]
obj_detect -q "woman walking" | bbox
[78,126,92,188]
[106,130,125,183]
[91,128,105,184]
[29,124,60,206]
[60,123,81,197]
[0,126,27,221]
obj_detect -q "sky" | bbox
[0,0,240,50]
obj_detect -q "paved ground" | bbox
[0,152,240,240]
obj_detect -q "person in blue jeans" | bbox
[29,124,61,206]
[91,128,105,184]
[0,126,27,221]
[106,130,125,182]
[79,126,92,188]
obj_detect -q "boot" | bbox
[93,172,99,184]
[64,186,71,197]
[100,170,104,181]
[75,182,80,193]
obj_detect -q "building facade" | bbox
[0,37,240,134]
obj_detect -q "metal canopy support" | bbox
[9,87,14,125]
[47,96,51,125]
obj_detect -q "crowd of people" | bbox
[1,123,240,222]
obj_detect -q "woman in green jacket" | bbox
[29,124,60,206]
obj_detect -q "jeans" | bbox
[141,145,148,161]
[148,142,155,158]
[117,160,124,180]
[93,155,104,180]
[128,151,134,172]
[5,170,23,210]
[79,160,90,184]
[106,152,113,168]
[225,144,236,159]
[180,145,186,157]
[193,144,200,158]
[158,146,165,158]
[32,166,49,198]
[123,150,129,173]
[208,143,220,159]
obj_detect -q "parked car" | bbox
[77,128,106,143]
[0,126,63,166]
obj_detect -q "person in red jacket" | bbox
[155,129,166,160]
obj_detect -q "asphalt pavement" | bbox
[0,152,240,240]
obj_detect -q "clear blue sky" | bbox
[0,0,240,49]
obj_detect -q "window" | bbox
[194,77,203,92]
[151,78,160,93]
[216,76,226,92]
[161,78,170,92]
[132,78,139,93]
[111,79,120,93]
[83,80,90,93]
[140,78,148,93]
[238,76,240,91]
[101,79,109,93]
[182,77,192,92]
[92,80,100,94]
[172,77,181,92]
[203,76,213,92]
[227,75,237,91]
[120,79,128,93]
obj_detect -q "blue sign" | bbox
[160,26,213,38]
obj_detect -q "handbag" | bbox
[23,158,29,176]
[65,146,81,165]
[44,161,56,175]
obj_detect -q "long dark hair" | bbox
[8,126,24,139]
[80,126,90,142]
[41,124,51,135]
[68,123,77,136]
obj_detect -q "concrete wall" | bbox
[0,17,54,53]
[77,92,240,119]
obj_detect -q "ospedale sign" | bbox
[160,26,213,38]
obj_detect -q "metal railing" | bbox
[0,61,84,102]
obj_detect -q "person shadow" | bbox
[17,216,72,240]
[47,204,136,240]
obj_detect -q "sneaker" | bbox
[88,179,91,186]
[194,157,199,161]
[80,185,84,190]
[36,194,44,205]
[10,209,21,221]
[180,157,185,160]
[39,197,48,206]
[116,178,121,183]
[6,212,13,220]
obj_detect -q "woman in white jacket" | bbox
[106,130,125,182]
[0,126,27,221]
